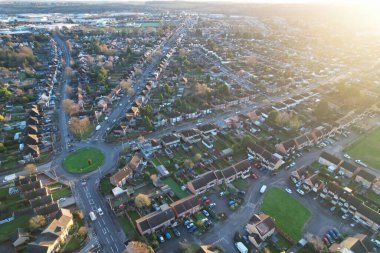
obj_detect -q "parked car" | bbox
[158,235,165,243]
[328,230,337,240]
[326,234,334,244]
[332,228,340,238]
[251,172,259,179]
[165,232,171,240]
[229,200,236,206]
[238,190,246,195]
[330,206,336,212]
[202,210,210,217]
[219,192,226,197]
[285,188,292,194]
[172,228,181,237]
[323,237,331,246]
[296,189,305,195]
[343,154,351,159]
[342,213,350,220]
[209,203,216,208]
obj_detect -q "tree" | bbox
[179,48,187,57]
[183,159,194,169]
[64,67,74,77]
[24,163,37,173]
[315,99,330,121]
[69,116,90,136]
[0,115,5,122]
[29,215,46,230]
[143,116,153,131]
[134,194,151,208]
[125,241,154,253]
[77,226,87,237]
[140,105,153,118]
[194,153,202,161]
[63,99,80,115]
[120,79,134,94]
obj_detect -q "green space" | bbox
[233,178,249,189]
[0,215,30,242]
[118,216,138,239]
[63,147,105,173]
[260,187,311,241]
[345,127,380,171]
[162,177,189,198]
[51,187,71,201]
[100,177,113,195]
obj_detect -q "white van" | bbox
[89,211,97,221]
[260,185,267,194]
[235,242,248,253]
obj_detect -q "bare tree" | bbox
[63,99,80,115]
[77,226,87,237]
[69,116,90,136]
[125,241,154,253]
[29,215,46,230]
[194,153,202,161]
[183,159,194,169]
[24,163,37,173]
[134,194,151,208]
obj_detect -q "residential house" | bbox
[187,171,218,195]
[181,129,201,144]
[10,228,30,247]
[338,161,361,178]
[355,170,377,189]
[197,124,218,136]
[170,195,200,219]
[35,203,59,216]
[246,214,276,248]
[24,187,48,200]
[25,144,40,158]
[233,160,252,179]
[221,166,237,183]
[275,139,297,155]
[294,134,313,150]
[354,204,380,231]
[318,151,342,171]
[161,134,181,148]
[110,153,144,187]
[372,179,380,195]
[135,204,176,235]
[329,234,371,253]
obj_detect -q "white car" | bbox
[290,162,296,167]
[296,188,305,195]
[343,154,351,159]
[97,208,104,216]
[285,188,292,194]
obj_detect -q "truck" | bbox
[260,185,267,194]
[235,242,248,253]
[89,211,97,221]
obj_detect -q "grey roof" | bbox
[137,208,175,232]
[171,195,200,215]
[339,161,358,173]
[320,151,342,165]
[356,170,377,182]
[190,171,217,190]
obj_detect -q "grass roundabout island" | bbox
[63,147,105,173]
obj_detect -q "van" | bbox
[260,185,267,194]
[235,242,248,253]
[89,211,97,221]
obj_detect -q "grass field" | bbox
[345,128,380,171]
[260,187,311,241]
[162,177,189,198]
[63,147,105,173]
[0,215,29,242]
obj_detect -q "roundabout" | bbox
[63,147,105,173]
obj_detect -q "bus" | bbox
[89,211,97,221]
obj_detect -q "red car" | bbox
[323,237,330,246]
[251,172,259,179]
[205,199,210,204]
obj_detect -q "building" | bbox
[355,170,377,189]
[170,195,200,219]
[338,161,361,178]
[10,228,30,247]
[136,204,175,235]
[246,214,276,248]
[161,134,181,148]
[197,124,218,136]
[318,151,342,171]
[275,139,297,155]
[372,179,380,195]
[110,153,145,187]
[329,234,371,253]
[181,129,201,144]
[248,143,284,171]
[187,171,218,195]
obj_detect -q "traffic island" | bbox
[63,147,105,173]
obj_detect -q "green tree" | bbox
[140,105,154,119]
[267,110,279,123]
[143,116,153,131]
[314,100,330,121]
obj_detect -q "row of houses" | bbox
[247,143,285,171]
[187,159,252,195]
[110,153,147,187]
[318,151,379,191]
[276,107,375,156]
[136,194,200,235]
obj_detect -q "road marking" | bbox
[106,237,110,243]
[110,245,115,253]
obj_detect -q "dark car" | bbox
[329,229,338,239]
[332,228,340,238]
[326,234,334,244]
[172,228,181,237]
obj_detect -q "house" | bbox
[27,208,73,253]
[355,170,377,189]
[275,139,297,155]
[35,202,60,216]
[187,171,218,195]
[170,195,200,219]
[10,228,30,247]
[248,143,284,170]
[161,134,181,148]
[18,180,43,192]
[221,166,237,183]
[372,179,380,195]
[303,174,324,192]
[197,124,218,136]
[30,195,54,209]
[233,160,251,179]
[318,151,342,171]
[329,234,371,253]
[24,187,48,200]
[290,167,310,181]
[354,204,380,231]
[246,213,276,248]
[126,106,139,119]
[110,153,145,187]
[294,134,313,150]
[338,161,361,178]
[25,144,40,158]
[135,204,175,235]
[181,129,201,144]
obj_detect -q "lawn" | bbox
[118,216,138,239]
[162,177,189,198]
[260,187,311,241]
[51,187,71,201]
[63,147,105,173]
[233,179,249,189]
[0,215,29,242]
[345,127,380,171]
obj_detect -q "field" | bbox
[63,147,105,173]
[260,187,311,241]
[345,128,380,171]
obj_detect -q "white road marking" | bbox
[106,237,110,243]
